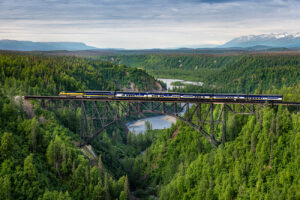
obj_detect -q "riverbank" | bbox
[126,114,177,134]
[158,78,203,90]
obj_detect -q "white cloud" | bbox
[0,0,300,48]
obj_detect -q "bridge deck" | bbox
[24,96,300,106]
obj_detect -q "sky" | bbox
[0,0,300,49]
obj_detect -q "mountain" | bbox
[0,39,97,51]
[221,33,300,48]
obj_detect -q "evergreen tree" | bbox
[24,153,37,180]
[0,175,11,200]
[124,175,130,200]
[98,154,104,176]
[0,132,13,159]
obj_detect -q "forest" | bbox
[130,90,300,199]
[0,51,299,199]
[99,53,300,93]
[0,52,162,199]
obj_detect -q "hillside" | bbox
[135,101,300,199]
[120,84,299,199]
[0,40,97,51]
[0,51,299,200]
[99,54,300,93]
[0,52,163,199]
[0,52,164,95]
[96,53,300,199]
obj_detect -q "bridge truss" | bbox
[25,96,300,148]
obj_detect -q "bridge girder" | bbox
[77,101,256,148]
[25,95,300,148]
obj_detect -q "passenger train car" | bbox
[59,91,283,102]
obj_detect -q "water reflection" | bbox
[126,115,176,134]
[126,78,199,134]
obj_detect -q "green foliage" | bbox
[119,191,127,200]
[0,51,299,200]
[0,52,163,97]
[101,54,300,93]
[0,132,13,159]
[145,121,152,132]
[0,175,12,200]
[24,153,38,179]
[39,190,71,200]
[0,52,163,199]
[124,175,130,199]
[0,86,134,200]
[134,104,300,199]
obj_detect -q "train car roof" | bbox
[60,91,84,93]
[116,91,179,93]
[84,90,114,92]
[62,91,282,97]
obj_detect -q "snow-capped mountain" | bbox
[221,33,300,48]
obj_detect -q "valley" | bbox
[0,51,299,200]
[2,0,300,199]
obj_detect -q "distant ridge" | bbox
[0,39,97,51]
[220,33,300,48]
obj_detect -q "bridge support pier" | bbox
[80,101,85,146]
[222,104,226,145]
[210,104,214,138]
[76,101,258,148]
[37,99,257,148]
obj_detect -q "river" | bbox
[158,78,203,90]
[126,115,176,134]
[126,78,202,134]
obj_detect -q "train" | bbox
[59,91,283,101]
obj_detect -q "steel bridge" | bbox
[24,95,300,148]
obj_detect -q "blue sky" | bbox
[0,0,300,49]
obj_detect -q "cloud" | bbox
[0,0,300,48]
